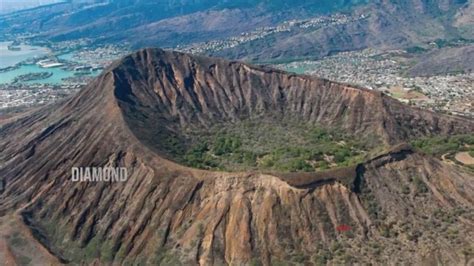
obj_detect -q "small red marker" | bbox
[336,224,351,232]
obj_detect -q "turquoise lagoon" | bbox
[0,48,99,85]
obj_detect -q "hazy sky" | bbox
[0,0,64,14]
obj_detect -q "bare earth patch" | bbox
[455,152,474,165]
[388,86,428,100]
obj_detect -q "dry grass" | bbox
[388,86,428,100]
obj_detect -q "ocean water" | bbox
[0,41,50,68]
[0,64,99,84]
[57,52,75,61]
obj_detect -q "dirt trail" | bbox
[455,152,474,165]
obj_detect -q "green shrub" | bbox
[406,46,427,54]
[313,249,332,266]
[100,241,115,262]
[84,236,101,259]
[281,158,313,172]
[411,134,473,156]
[250,258,263,266]
[379,224,391,237]
[334,148,351,163]
[242,151,257,165]
[162,135,185,156]
[8,232,27,248]
[213,135,241,155]
[413,176,429,194]
[310,127,331,141]
[17,255,32,265]
[402,185,410,194]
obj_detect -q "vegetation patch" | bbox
[411,134,474,170]
[162,118,374,172]
[388,86,428,101]
[405,46,428,54]
[8,232,27,248]
[411,134,474,156]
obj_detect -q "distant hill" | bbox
[1,0,472,63]
[0,0,366,47]
[211,1,473,62]
[408,45,474,76]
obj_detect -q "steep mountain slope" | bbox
[0,49,473,265]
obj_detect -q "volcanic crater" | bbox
[0,48,473,265]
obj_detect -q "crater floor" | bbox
[161,117,377,172]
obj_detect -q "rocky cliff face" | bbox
[113,49,471,145]
[0,49,473,265]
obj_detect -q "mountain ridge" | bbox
[2,0,472,62]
